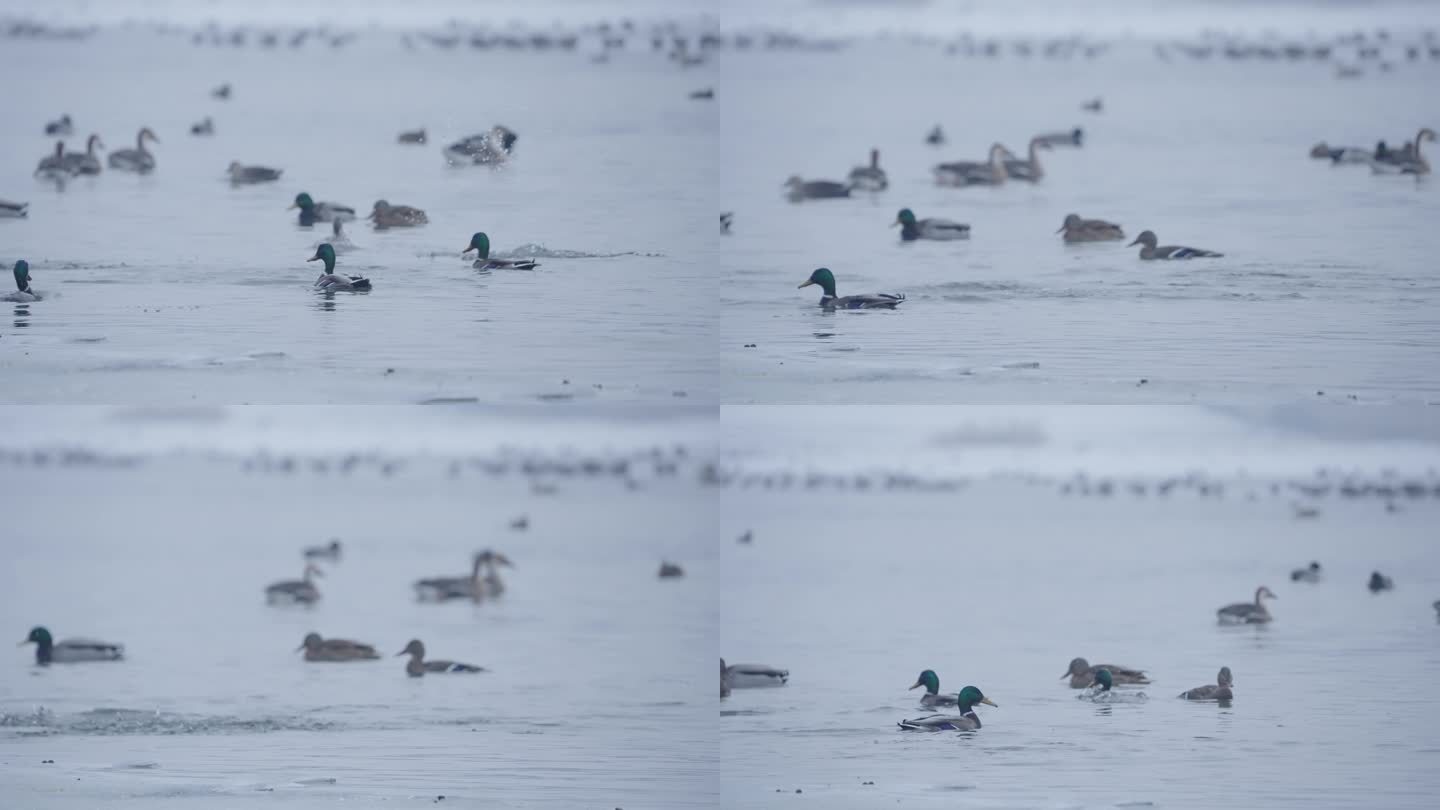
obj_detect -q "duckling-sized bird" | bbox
[0,200,28,219]
[847,149,888,191]
[304,539,342,561]
[211,83,232,100]
[723,661,789,688]
[266,563,322,605]
[396,639,486,676]
[1036,127,1084,147]
[925,125,946,146]
[1217,585,1276,624]
[290,192,356,225]
[894,208,969,241]
[308,243,371,291]
[1062,657,1149,688]
[44,114,73,136]
[1179,667,1234,700]
[190,117,214,136]
[1058,213,1124,242]
[462,232,539,270]
[897,686,996,730]
[5,260,39,303]
[784,176,851,201]
[296,632,379,662]
[1369,571,1394,592]
[933,143,1008,187]
[369,199,428,228]
[1081,97,1103,112]
[108,128,159,173]
[1129,230,1223,260]
[443,126,517,165]
[909,669,960,707]
[658,561,685,578]
[397,128,427,144]
[228,161,282,184]
[798,267,904,309]
[34,142,69,181]
[1291,561,1322,583]
[20,626,123,665]
[61,134,104,176]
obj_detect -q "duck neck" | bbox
[319,255,336,274]
[900,220,920,241]
[34,636,53,664]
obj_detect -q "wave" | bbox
[420,244,664,260]
[0,707,337,736]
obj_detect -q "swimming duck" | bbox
[1036,127,1083,147]
[369,199,428,228]
[1310,142,1371,163]
[897,686,996,730]
[304,539,342,561]
[228,161,282,184]
[0,199,28,219]
[1368,571,1394,592]
[721,659,731,698]
[689,88,714,100]
[443,126,517,165]
[847,149,888,191]
[397,128,427,144]
[212,83,232,100]
[34,142,69,180]
[1058,213,1124,242]
[1179,667,1234,700]
[1085,668,1116,695]
[894,208,969,241]
[462,232,539,270]
[414,550,512,602]
[783,176,851,201]
[723,662,789,688]
[1290,561,1322,583]
[308,243,371,291]
[909,669,960,707]
[658,561,685,578]
[44,114,73,136]
[934,144,1008,187]
[296,632,379,662]
[1062,657,1149,688]
[1217,585,1276,624]
[1372,127,1434,175]
[20,626,123,665]
[1129,230,1223,260]
[108,128,159,173]
[61,134,104,175]
[998,137,1052,182]
[190,117,214,136]
[265,563,322,605]
[5,260,39,303]
[1081,97,1103,112]
[798,267,904,309]
[925,125,946,146]
[396,639,486,676]
[290,192,357,225]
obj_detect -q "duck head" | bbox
[290,192,316,211]
[909,669,941,695]
[798,267,837,297]
[396,639,425,658]
[139,127,159,145]
[893,208,917,228]
[296,632,323,652]
[782,175,804,189]
[1062,657,1090,678]
[14,260,31,293]
[1256,585,1277,601]
[1058,213,1082,233]
[956,685,996,712]
[1217,666,1234,688]
[1089,668,1113,691]
[462,232,491,260]
[1127,230,1158,248]
[20,626,53,664]
[307,243,337,274]
[370,200,391,219]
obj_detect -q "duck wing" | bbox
[423,659,486,673]
[1158,245,1222,259]
[898,713,978,731]
[834,293,904,309]
[53,638,125,662]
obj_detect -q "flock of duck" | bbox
[1309,126,1436,174]
[722,562,1429,732]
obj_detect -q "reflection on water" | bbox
[14,304,30,327]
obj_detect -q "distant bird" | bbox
[893,207,969,241]
[1290,561,1322,583]
[1217,585,1276,624]
[847,149,888,191]
[934,144,1008,186]
[659,561,685,578]
[108,127,159,173]
[1081,97,1103,112]
[1058,213,1124,242]
[1371,127,1433,175]
[737,530,752,544]
[34,142,68,181]
[689,87,714,100]
[396,639,486,676]
[308,243,371,291]
[1368,571,1394,592]
[462,232,539,270]
[303,539,342,561]
[228,161,282,184]
[369,199,428,228]
[397,128,427,144]
[1179,667,1234,701]
[509,516,529,531]
[290,192,356,224]
[720,212,733,234]
[721,659,730,698]
[61,134,104,175]
[723,661,788,688]
[212,83,232,100]
[443,126,517,165]
[1309,141,1370,163]
[190,117,214,136]
[924,125,946,146]
[0,200,28,219]
[783,176,851,201]
[998,137,1052,182]
[44,114,73,136]
[1036,127,1084,147]
[296,633,379,662]
[20,626,123,665]
[266,563,322,605]
[1128,230,1223,260]
[414,550,512,602]
[798,267,904,309]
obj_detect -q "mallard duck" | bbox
[304,539,342,561]
[108,128,159,173]
[34,142,68,181]
[847,149,888,191]
[897,686,996,730]
[290,192,356,225]
[1129,230,1223,260]
[1290,561,1322,583]
[5,260,39,303]
[934,143,1008,186]
[723,662,789,688]
[370,199,428,228]
[1062,657,1149,688]
[443,126,517,165]
[894,208,969,241]
[307,243,371,291]
[413,550,512,602]
[1087,668,1115,693]
[1369,571,1394,592]
[20,626,123,665]
[998,137,1052,182]
[784,176,851,201]
[61,134,104,175]
[1058,213,1124,242]
[1036,128,1084,147]
[44,114,73,136]
[190,117,214,136]
[396,639,486,676]
[0,199,27,219]
[909,669,960,707]
[397,128,427,144]
[1371,127,1434,175]
[228,161,282,184]
[798,267,904,309]
[462,232,539,270]
[295,632,379,662]
[1179,667,1234,700]
[925,125,946,146]
[265,563,322,605]
[1217,585,1276,624]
